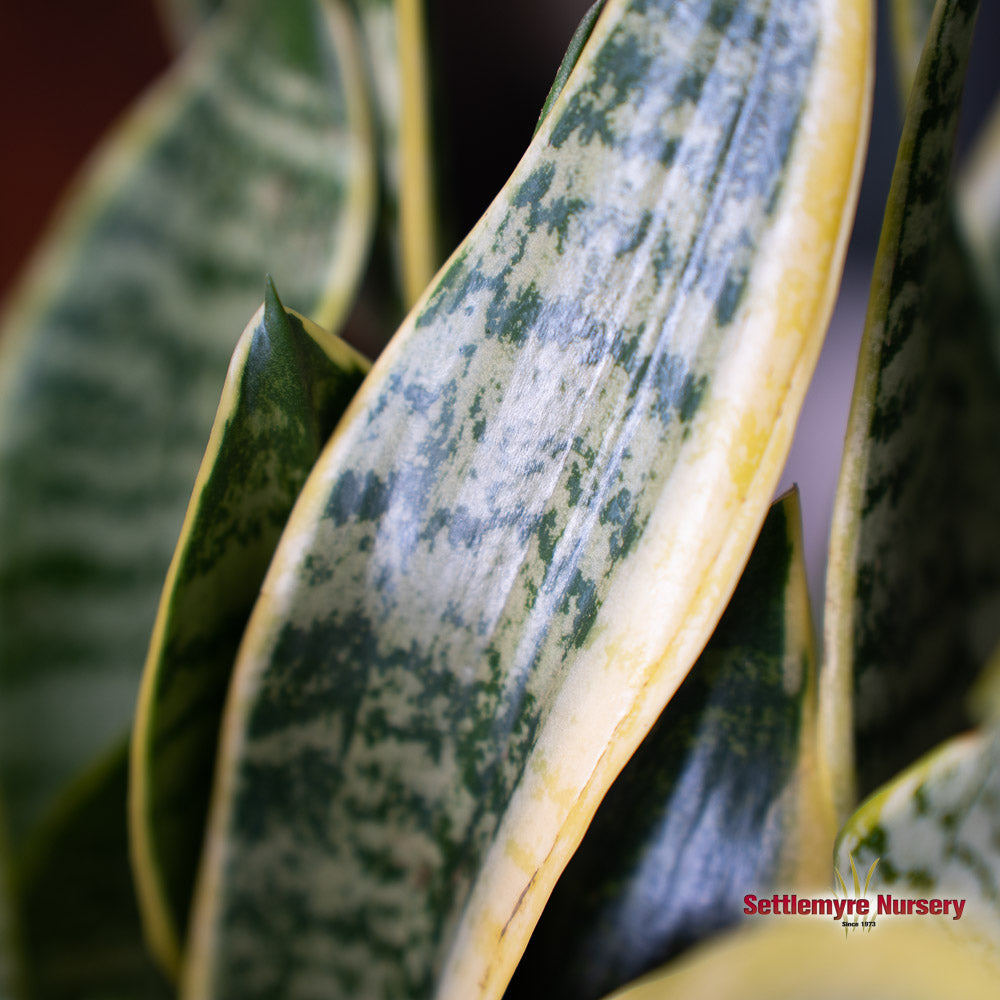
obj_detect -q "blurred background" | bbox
[1,0,998,611]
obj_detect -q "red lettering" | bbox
[743,895,758,915]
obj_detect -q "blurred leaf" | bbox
[129,283,370,977]
[0,0,375,854]
[181,0,870,996]
[820,0,1000,816]
[507,490,832,1000]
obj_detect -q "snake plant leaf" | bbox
[15,743,171,1000]
[606,920,998,1000]
[820,0,1000,818]
[890,0,938,99]
[507,489,831,1000]
[185,0,870,996]
[835,727,1000,960]
[129,282,370,978]
[958,95,1000,328]
[0,0,374,853]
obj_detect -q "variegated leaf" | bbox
[16,743,171,1000]
[820,0,1000,817]
[959,95,1000,328]
[606,920,998,999]
[836,727,1000,961]
[508,489,832,1000]
[184,0,870,997]
[0,0,374,853]
[129,283,370,977]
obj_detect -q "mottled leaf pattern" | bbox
[820,0,1000,816]
[0,0,374,852]
[836,727,1000,958]
[15,744,171,1000]
[184,1,870,997]
[605,921,998,1000]
[508,490,830,1000]
[129,284,370,976]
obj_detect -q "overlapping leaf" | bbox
[0,0,374,854]
[508,490,831,1000]
[129,284,370,976]
[182,0,871,996]
[820,0,1000,816]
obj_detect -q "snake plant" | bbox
[0,0,997,997]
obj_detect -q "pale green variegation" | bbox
[959,96,1000,328]
[820,0,1000,818]
[0,0,374,853]
[184,0,870,997]
[509,490,832,1000]
[836,728,1000,958]
[129,284,370,978]
[16,743,171,1000]
[607,921,998,1000]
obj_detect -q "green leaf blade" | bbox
[185,0,870,996]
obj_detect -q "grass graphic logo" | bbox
[834,854,880,934]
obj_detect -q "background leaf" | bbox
[0,0,374,855]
